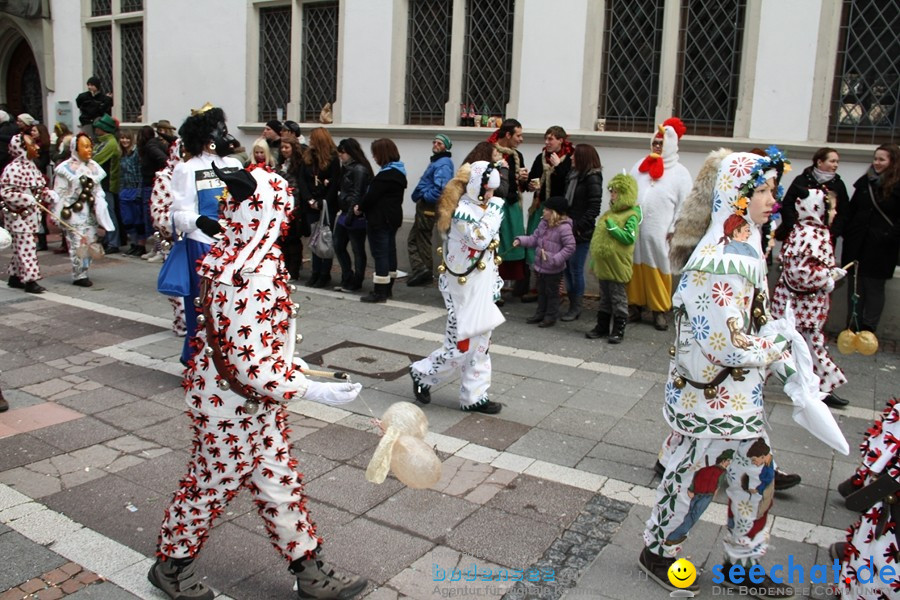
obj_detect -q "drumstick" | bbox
[842,261,857,271]
[300,367,349,380]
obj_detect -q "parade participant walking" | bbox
[1,134,56,293]
[627,118,692,330]
[51,134,115,287]
[406,134,454,287]
[149,163,366,600]
[409,161,505,414]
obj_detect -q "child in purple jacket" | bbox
[514,196,576,327]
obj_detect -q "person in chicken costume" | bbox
[627,118,693,330]
[771,188,848,406]
[409,161,505,415]
[639,148,849,597]
[1,133,56,293]
[52,133,115,287]
[148,163,367,600]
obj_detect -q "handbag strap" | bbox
[868,182,895,228]
[319,199,330,227]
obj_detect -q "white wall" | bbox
[747,0,821,141]
[515,0,588,130]
[338,0,394,124]
[47,0,85,119]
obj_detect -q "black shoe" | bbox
[406,270,433,287]
[104,246,120,254]
[828,542,846,562]
[463,400,502,414]
[654,460,665,476]
[608,317,627,344]
[538,319,556,328]
[24,281,46,294]
[720,561,793,598]
[520,292,538,303]
[638,547,699,593]
[823,393,849,408]
[0,395,7,412]
[525,314,545,324]
[127,245,145,257]
[774,469,801,491]
[495,298,505,307]
[305,273,321,287]
[73,278,93,287]
[7,275,24,289]
[653,311,669,331]
[410,367,430,404]
[312,275,331,289]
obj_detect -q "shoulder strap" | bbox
[868,182,895,228]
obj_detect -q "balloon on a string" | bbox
[381,402,428,439]
[854,331,879,356]
[366,402,441,488]
[390,435,442,489]
[836,329,857,355]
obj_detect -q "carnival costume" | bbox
[627,118,692,325]
[150,164,365,600]
[640,150,848,593]
[1,134,56,293]
[52,135,114,284]
[771,188,847,396]
[149,139,186,336]
[410,161,505,413]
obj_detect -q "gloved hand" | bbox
[195,215,222,237]
[304,380,362,405]
[830,267,847,281]
[824,278,836,293]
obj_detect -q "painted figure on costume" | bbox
[665,449,733,544]
[721,214,760,258]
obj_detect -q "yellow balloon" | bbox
[390,435,442,489]
[836,329,857,355]
[854,330,879,356]
[381,402,429,439]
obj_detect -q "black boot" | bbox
[360,283,388,303]
[638,547,699,593]
[410,366,431,404]
[608,317,626,344]
[560,295,582,321]
[386,279,394,298]
[7,275,24,289]
[290,557,367,600]
[586,311,611,339]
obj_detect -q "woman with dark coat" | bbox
[357,138,407,303]
[334,138,372,292]
[832,143,900,333]
[297,127,341,288]
[559,143,604,321]
[278,137,307,280]
[775,147,849,243]
[135,126,168,256]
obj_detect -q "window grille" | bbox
[91,26,113,96]
[405,0,453,125]
[120,0,143,13]
[91,0,111,17]
[598,0,665,133]
[673,0,746,137]
[258,6,292,122]
[461,0,515,120]
[300,1,339,123]
[829,0,899,144]
[22,62,43,123]
[120,22,144,122]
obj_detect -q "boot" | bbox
[720,561,793,598]
[560,295,582,321]
[386,279,394,298]
[36,233,48,251]
[638,547,699,593]
[147,558,214,600]
[585,311,611,339]
[24,281,46,294]
[360,283,387,303]
[773,469,801,491]
[312,274,331,289]
[290,557,367,600]
[346,273,363,292]
[608,317,626,344]
[304,273,321,287]
[7,275,24,289]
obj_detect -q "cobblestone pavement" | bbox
[0,235,897,600]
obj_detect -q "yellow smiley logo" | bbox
[667,558,697,588]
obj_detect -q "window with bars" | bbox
[462,0,515,120]
[300,1,339,123]
[673,0,746,137]
[120,23,143,122]
[120,0,142,13]
[405,0,453,125]
[91,0,111,17]
[598,0,665,133]
[258,6,292,122]
[91,26,113,95]
[829,0,899,144]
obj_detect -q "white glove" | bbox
[830,267,846,281]
[303,380,362,405]
[824,278,835,293]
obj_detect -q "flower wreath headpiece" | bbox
[731,145,791,220]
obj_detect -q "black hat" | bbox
[212,163,257,203]
[543,196,569,215]
[265,120,283,134]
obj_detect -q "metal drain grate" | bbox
[302,342,421,380]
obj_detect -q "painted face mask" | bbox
[24,135,39,160]
[76,136,93,162]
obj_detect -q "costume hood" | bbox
[465,160,501,201]
[638,117,686,180]
[0,134,45,189]
[607,172,638,212]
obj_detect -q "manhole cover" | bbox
[303,341,421,380]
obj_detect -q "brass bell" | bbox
[217,379,230,391]
[672,376,686,389]
[203,346,214,357]
[489,240,499,250]
[757,315,768,326]
[668,346,676,357]
[79,192,90,203]
[756,293,766,302]
[477,261,486,271]
[436,246,443,255]
[752,307,763,318]
[493,255,503,266]
[437,264,446,274]
[704,386,718,400]
[61,207,72,220]
[243,400,260,415]
[296,333,303,344]
[289,284,297,292]
[196,314,206,326]
[458,276,467,285]
[193,297,202,307]
[72,201,83,212]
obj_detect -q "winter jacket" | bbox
[411,152,453,204]
[515,218,576,274]
[337,160,370,228]
[359,166,407,230]
[93,132,121,194]
[139,137,169,186]
[75,90,113,126]
[776,166,849,242]
[566,169,604,242]
[297,154,342,228]
[837,174,900,279]
[590,198,642,283]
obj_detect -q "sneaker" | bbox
[72,278,93,288]
[147,253,164,264]
[141,249,158,260]
[292,558,367,600]
[638,547,699,593]
[410,367,430,404]
[147,558,214,600]
[462,399,502,414]
[720,561,793,598]
[395,270,408,279]
[773,469,801,491]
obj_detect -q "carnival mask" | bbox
[76,136,93,162]
[23,135,39,160]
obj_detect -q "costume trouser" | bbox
[368,226,398,285]
[563,241,589,298]
[534,272,564,321]
[333,222,367,286]
[598,280,628,320]
[410,283,492,409]
[801,329,847,394]
[170,297,186,336]
[65,226,96,281]
[644,433,774,565]
[180,239,210,364]
[7,231,40,282]
[157,407,320,562]
[626,264,673,313]
[407,202,436,275]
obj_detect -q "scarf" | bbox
[380,161,406,176]
[539,141,574,200]
[867,165,882,186]
[812,167,836,184]
[492,143,520,202]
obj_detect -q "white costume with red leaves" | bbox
[149,140,185,336]
[1,134,55,283]
[771,189,847,394]
[157,165,358,563]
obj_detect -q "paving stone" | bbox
[293,424,380,462]
[55,388,144,415]
[304,464,404,514]
[442,415,531,452]
[75,362,181,398]
[0,531,67,591]
[136,416,194,450]
[486,475,592,529]
[113,450,190,495]
[0,435,59,472]
[537,407,615,442]
[576,456,657,487]
[431,456,495,497]
[505,429,596,468]
[464,469,518,505]
[93,400,182,432]
[29,417,123,453]
[0,466,63,498]
[366,488,479,541]
[600,417,672,452]
[192,522,281,591]
[65,581,142,599]
[0,364,69,389]
[293,452,339,482]
[445,507,561,570]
